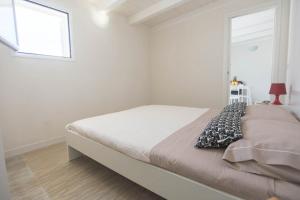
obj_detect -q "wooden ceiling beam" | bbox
[129,0,190,24]
[90,0,127,12]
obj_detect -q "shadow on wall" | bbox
[287,86,300,120]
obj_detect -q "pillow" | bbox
[223,119,300,171]
[225,160,300,184]
[195,112,242,148]
[223,102,247,116]
[243,105,298,123]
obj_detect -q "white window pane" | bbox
[15,0,71,58]
[0,0,18,50]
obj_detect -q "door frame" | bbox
[223,0,290,105]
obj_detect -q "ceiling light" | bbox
[92,10,109,27]
[248,45,258,52]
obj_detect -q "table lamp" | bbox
[269,83,286,105]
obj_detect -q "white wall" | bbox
[149,0,289,108]
[231,38,273,103]
[0,0,150,156]
[287,0,300,118]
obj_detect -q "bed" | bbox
[65,105,300,200]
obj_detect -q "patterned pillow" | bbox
[223,102,247,116]
[195,112,242,148]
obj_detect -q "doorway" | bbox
[228,8,276,105]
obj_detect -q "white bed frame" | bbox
[66,131,242,200]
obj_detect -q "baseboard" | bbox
[5,136,65,158]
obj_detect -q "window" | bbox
[14,0,71,58]
[0,0,18,50]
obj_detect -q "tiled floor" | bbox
[6,143,163,200]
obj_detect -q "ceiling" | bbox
[231,8,275,44]
[90,0,217,26]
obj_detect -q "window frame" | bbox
[0,0,19,50]
[13,0,74,61]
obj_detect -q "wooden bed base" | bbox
[66,131,242,200]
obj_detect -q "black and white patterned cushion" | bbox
[223,102,247,116]
[195,112,242,148]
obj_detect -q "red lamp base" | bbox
[272,95,282,105]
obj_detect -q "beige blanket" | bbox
[150,109,300,200]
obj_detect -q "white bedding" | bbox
[66,105,208,162]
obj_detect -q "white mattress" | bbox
[66,105,208,162]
